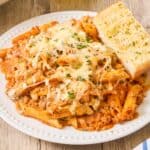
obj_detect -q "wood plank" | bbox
[0,118,40,150]
[0,0,50,34]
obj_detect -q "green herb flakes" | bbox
[68,92,75,99]
[54,39,58,42]
[86,36,93,43]
[76,76,85,81]
[66,73,71,78]
[85,55,89,59]
[86,59,92,65]
[76,44,87,49]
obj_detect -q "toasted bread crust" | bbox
[94,2,150,78]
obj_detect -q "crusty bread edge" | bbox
[93,2,150,78]
[93,17,132,78]
[134,61,150,78]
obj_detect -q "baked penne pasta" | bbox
[0,16,147,131]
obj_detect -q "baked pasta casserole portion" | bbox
[0,17,148,130]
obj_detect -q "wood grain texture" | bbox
[0,0,150,150]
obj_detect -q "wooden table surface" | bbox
[0,0,150,150]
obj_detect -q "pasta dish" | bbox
[0,3,149,131]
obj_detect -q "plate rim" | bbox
[0,11,149,145]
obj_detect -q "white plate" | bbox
[0,11,150,145]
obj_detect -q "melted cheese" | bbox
[23,21,111,103]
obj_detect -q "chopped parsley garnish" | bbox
[66,73,71,78]
[46,52,51,58]
[72,33,80,41]
[76,76,85,81]
[76,44,87,49]
[86,36,93,43]
[68,92,75,99]
[72,32,78,37]
[85,55,89,59]
[135,51,142,55]
[54,39,58,42]
[86,59,92,65]
[73,62,82,69]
